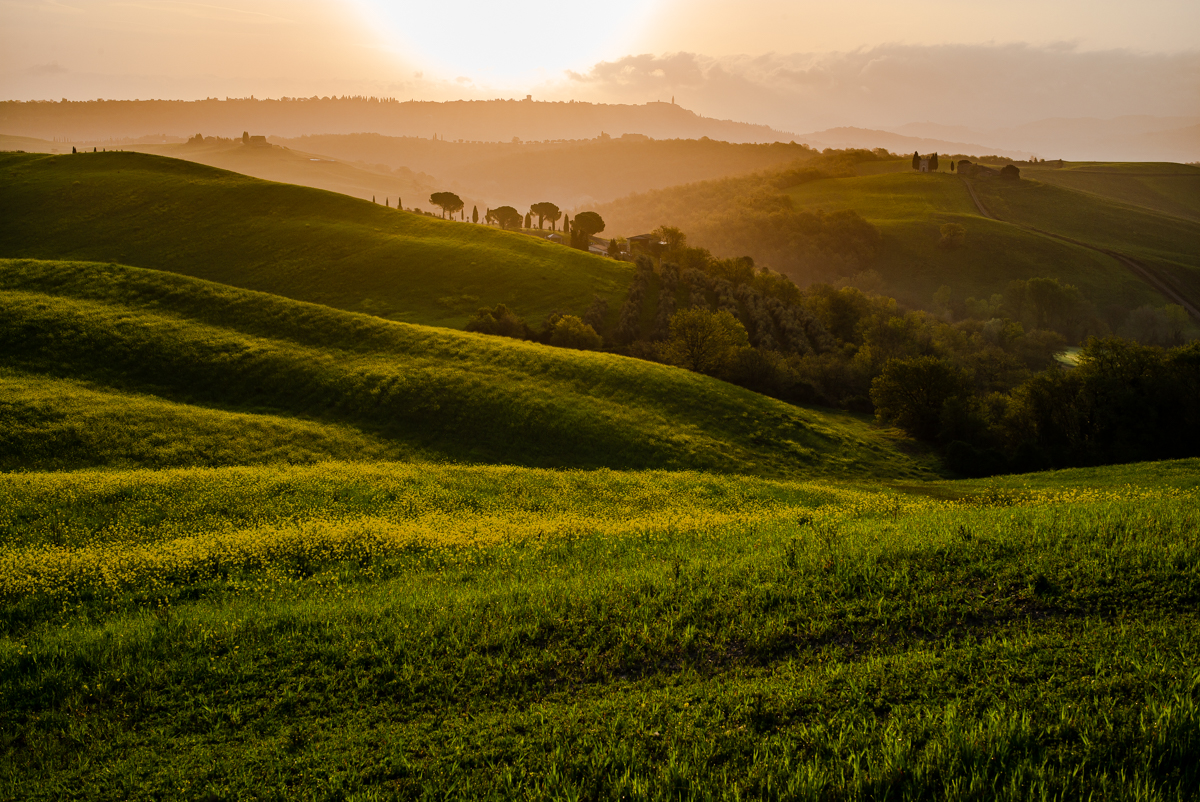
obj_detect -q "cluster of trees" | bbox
[425,194,609,255]
[873,338,1200,474]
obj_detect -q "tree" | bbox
[562,215,571,236]
[472,205,479,223]
[524,212,532,229]
[930,152,939,171]
[491,206,522,230]
[912,151,920,170]
[545,314,602,350]
[571,211,605,250]
[530,202,561,230]
[661,308,750,375]
[398,196,402,210]
[950,161,956,173]
[654,225,687,253]
[870,356,970,440]
[242,131,249,144]
[429,191,464,219]
[607,238,624,258]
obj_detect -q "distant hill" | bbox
[0,97,799,145]
[270,133,815,210]
[0,258,931,479]
[0,150,630,328]
[892,116,1200,163]
[798,126,1030,160]
[595,153,1198,326]
[0,133,464,210]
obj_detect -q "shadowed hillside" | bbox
[0,258,932,479]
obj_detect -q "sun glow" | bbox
[351,0,657,84]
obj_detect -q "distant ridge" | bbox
[0,97,800,145]
[798,126,1031,160]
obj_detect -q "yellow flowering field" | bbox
[2,460,1195,602]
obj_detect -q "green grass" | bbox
[970,173,1200,302]
[1,458,1197,799]
[1022,162,1200,223]
[786,168,1165,312]
[0,369,413,471]
[0,258,929,479]
[0,151,630,327]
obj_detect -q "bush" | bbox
[546,315,602,350]
[465,304,532,340]
[938,223,966,250]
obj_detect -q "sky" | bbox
[1,0,1197,132]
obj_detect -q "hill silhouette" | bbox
[0,97,798,144]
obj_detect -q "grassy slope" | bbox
[1022,162,1200,223]
[1,458,1196,798]
[0,258,929,479]
[970,171,1200,300]
[0,369,411,471]
[0,151,629,328]
[787,166,1166,311]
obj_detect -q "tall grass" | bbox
[1,459,1197,799]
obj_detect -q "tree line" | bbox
[466,224,1200,475]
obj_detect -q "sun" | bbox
[351,0,656,83]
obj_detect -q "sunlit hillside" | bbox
[0,151,628,327]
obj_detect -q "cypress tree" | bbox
[911,151,920,170]
[472,205,479,223]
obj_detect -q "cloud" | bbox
[566,44,1200,133]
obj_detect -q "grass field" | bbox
[0,258,929,479]
[969,172,1200,302]
[0,151,630,328]
[1,458,1196,799]
[786,167,1167,313]
[1022,162,1200,223]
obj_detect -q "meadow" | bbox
[3,148,1198,799]
[0,151,629,328]
[1,459,1197,799]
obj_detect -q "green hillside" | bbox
[786,162,1191,314]
[0,151,629,328]
[1022,161,1200,223]
[0,258,930,479]
[970,171,1200,300]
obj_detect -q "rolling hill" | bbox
[0,150,629,328]
[784,164,1178,315]
[596,153,1195,322]
[0,258,932,479]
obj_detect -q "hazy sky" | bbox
[2,0,1197,130]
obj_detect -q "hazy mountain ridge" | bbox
[0,97,799,144]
